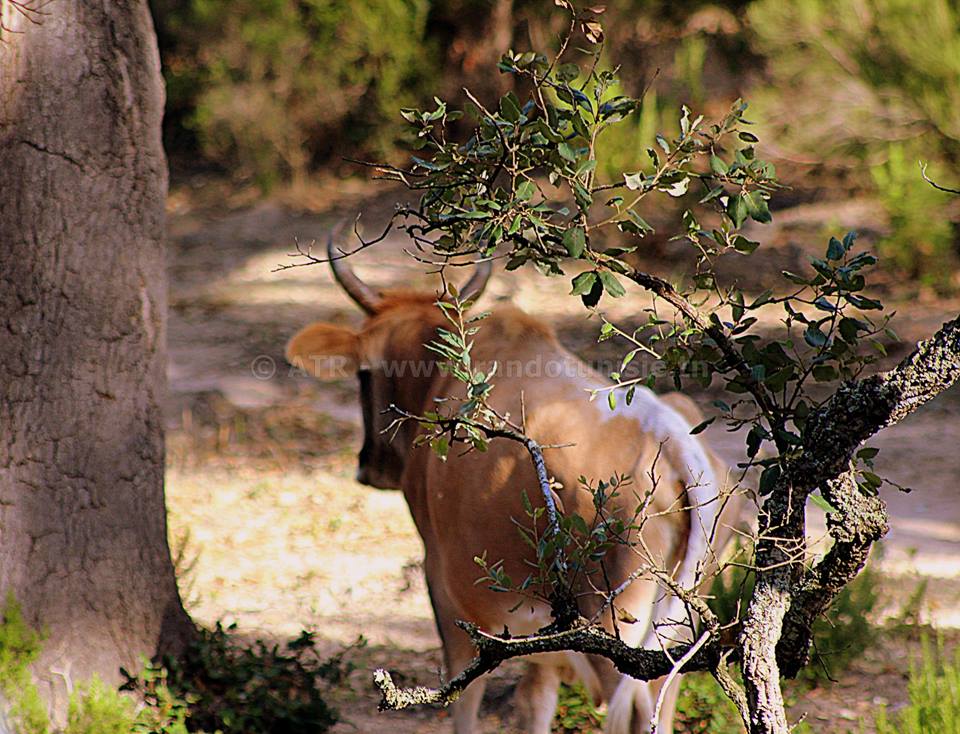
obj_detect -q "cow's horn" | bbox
[458,259,492,303]
[328,228,382,315]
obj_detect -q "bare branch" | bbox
[651,630,712,733]
[919,161,960,195]
[374,619,723,711]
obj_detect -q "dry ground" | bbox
[163,178,960,733]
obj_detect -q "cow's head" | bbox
[286,234,491,489]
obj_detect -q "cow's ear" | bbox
[286,323,359,380]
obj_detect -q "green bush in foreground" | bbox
[676,671,745,734]
[871,142,956,285]
[0,592,348,734]
[553,682,604,733]
[122,622,351,734]
[872,635,960,734]
[0,593,49,734]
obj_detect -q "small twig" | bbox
[272,216,392,273]
[919,161,960,195]
[651,630,711,733]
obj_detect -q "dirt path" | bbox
[163,190,960,732]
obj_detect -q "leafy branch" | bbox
[323,4,960,732]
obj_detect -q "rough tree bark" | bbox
[0,0,192,718]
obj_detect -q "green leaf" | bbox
[607,390,617,410]
[558,141,578,162]
[782,271,811,286]
[573,182,593,210]
[623,172,644,191]
[846,294,883,310]
[746,425,765,458]
[710,154,728,175]
[576,158,597,176]
[515,180,535,202]
[598,271,626,298]
[569,513,589,535]
[571,271,598,296]
[581,276,604,307]
[563,226,586,258]
[809,491,838,514]
[700,186,725,204]
[812,364,838,382]
[838,317,861,343]
[663,177,690,198]
[627,209,653,237]
[826,237,845,261]
[732,235,759,254]
[744,191,772,223]
[726,193,749,228]
[759,464,781,495]
[689,416,715,435]
[804,324,828,348]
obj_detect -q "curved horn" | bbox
[328,228,382,315]
[458,259,493,303]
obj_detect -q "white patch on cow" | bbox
[587,383,720,642]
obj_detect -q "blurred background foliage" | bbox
[149,0,959,285]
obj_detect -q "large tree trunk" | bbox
[0,0,192,718]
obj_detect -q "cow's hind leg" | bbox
[513,657,564,734]
[425,558,487,734]
[450,661,487,734]
[440,623,486,733]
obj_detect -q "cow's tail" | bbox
[667,429,720,605]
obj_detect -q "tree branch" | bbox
[774,312,960,676]
[374,619,723,711]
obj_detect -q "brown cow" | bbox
[286,239,740,734]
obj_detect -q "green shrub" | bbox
[748,0,960,284]
[0,592,346,734]
[799,561,879,685]
[871,143,955,284]
[749,0,960,162]
[154,0,435,188]
[872,635,960,734]
[124,622,351,734]
[0,593,49,734]
[676,672,745,734]
[552,682,604,733]
[65,678,137,734]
